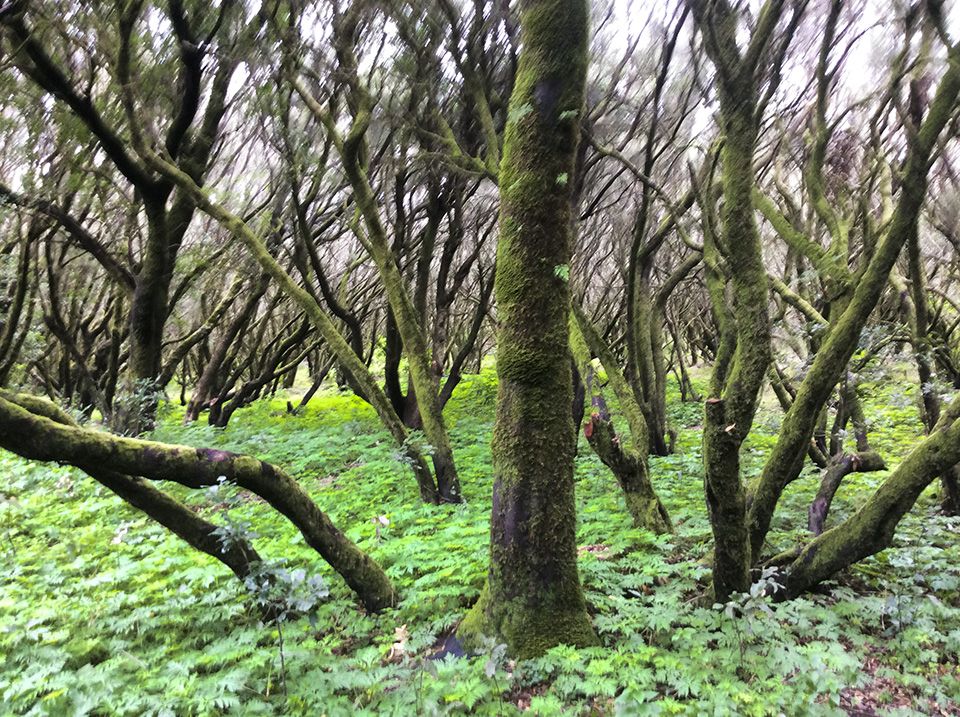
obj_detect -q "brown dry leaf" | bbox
[384,624,409,664]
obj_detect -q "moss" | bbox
[459,0,595,658]
[0,393,397,612]
[459,582,599,660]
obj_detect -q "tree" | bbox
[0,0,254,432]
[687,0,804,600]
[747,6,960,565]
[457,0,597,658]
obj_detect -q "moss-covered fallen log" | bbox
[0,393,396,612]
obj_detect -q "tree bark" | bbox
[689,0,782,600]
[571,305,672,532]
[781,398,960,597]
[0,393,397,612]
[458,0,597,658]
[807,450,885,535]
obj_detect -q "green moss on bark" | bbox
[458,0,596,657]
[690,2,774,600]
[0,394,397,612]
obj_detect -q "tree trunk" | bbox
[458,0,596,658]
[2,390,262,580]
[780,398,960,598]
[807,450,885,535]
[690,0,776,601]
[185,274,269,422]
[584,401,672,533]
[747,50,960,559]
[571,305,672,532]
[0,392,396,612]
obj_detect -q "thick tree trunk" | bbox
[458,0,596,659]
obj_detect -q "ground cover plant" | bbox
[2,371,958,716]
[3,0,960,715]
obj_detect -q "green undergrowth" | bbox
[1,368,958,715]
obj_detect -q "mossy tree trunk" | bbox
[1,390,262,581]
[602,10,692,458]
[780,397,960,598]
[688,0,788,600]
[457,0,597,659]
[902,215,960,514]
[747,40,960,559]
[571,305,672,533]
[0,392,397,612]
[634,268,674,456]
[296,8,462,504]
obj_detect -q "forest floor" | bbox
[1,369,959,715]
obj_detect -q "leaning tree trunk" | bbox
[778,396,960,598]
[1,390,262,581]
[457,0,597,659]
[318,13,463,505]
[571,305,672,533]
[807,450,885,536]
[130,147,441,505]
[0,393,396,612]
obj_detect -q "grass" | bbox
[0,368,958,715]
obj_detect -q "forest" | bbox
[1,0,960,714]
